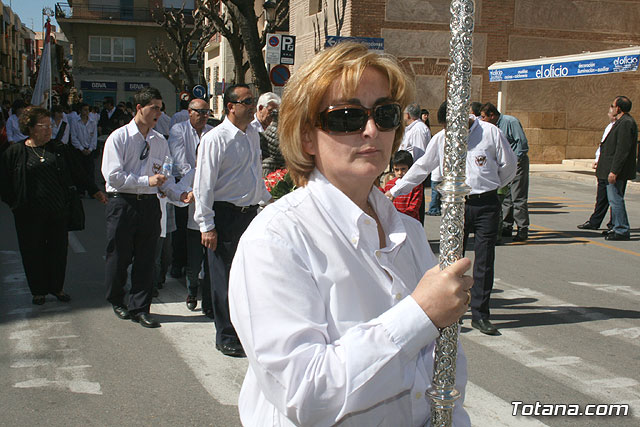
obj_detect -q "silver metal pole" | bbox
[427,1,475,426]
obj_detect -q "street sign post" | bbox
[179,91,190,102]
[192,84,206,99]
[266,33,296,65]
[324,35,384,51]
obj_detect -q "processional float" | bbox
[426,1,475,426]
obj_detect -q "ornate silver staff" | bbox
[426,0,475,426]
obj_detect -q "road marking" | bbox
[68,232,86,253]
[464,382,549,426]
[569,281,640,298]
[601,328,640,339]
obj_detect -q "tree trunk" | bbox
[229,0,271,93]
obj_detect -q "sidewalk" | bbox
[531,159,640,193]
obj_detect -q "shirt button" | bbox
[415,391,422,399]
[351,237,358,245]
[364,218,371,225]
[395,293,402,300]
[375,251,381,258]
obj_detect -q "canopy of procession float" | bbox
[487,46,640,112]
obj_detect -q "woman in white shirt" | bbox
[229,42,473,426]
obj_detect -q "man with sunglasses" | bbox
[168,98,214,314]
[194,84,272,357]
[101,87,191,329]
[387,101,516,336]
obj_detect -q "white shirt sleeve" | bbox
[101,131,150,191]
[193,133,220,232]
[168,123,190,177]
[230,232,440,426]
[69,119,84,150]
[390,137,440,197]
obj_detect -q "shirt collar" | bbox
[405,120,420,132]
[126,118,160,142]
[306,170,407,251]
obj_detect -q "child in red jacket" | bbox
[383,150,423,221]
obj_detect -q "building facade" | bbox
[0,1,36,102]
[56,0,194,112]
[288,0,640,163]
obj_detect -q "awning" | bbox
[488,46,640,82]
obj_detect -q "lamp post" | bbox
[427,1,475,426]
[262,0,277,29]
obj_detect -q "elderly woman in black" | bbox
[0,106,107,305]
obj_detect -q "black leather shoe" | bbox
[605,232,630,241]
[602,229,612,236]
[186,295,197,311]
[577,221,598,230]
[501,228,513,237]
[513,229,528,242]
[471,319,499,335]
[216,342,246,358]
[203,309,214,319]
[32,295,46,305]
[132,312,161,328]
[112,305,131,320]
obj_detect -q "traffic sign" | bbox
[266,33,281,64]
[192,84,206,99]
[270,65,290,87]
[280,35,296,65]
[179,91,190,101]
[325,36,384,51]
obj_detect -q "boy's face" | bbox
[393,164,409,179]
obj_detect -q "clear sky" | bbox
[8,0,59,32]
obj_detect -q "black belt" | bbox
[465,189,498,200]
[213,201,258,213]
[107,192,157,200]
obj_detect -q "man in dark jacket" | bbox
[98,97,125,138]
[596,96,637,241]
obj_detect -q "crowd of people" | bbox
[0,41,637,426]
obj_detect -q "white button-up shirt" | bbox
[250,114,265,133]
[70,117,98,151]
[168,120,213,177]
[229,170,470,427]
[399,119,431,161]
[6,114,27,143]
[101,119,183,200]
[170,109,189,129]
[154,111,171,137]
[193,117,271,232]
[391,118,517,197]
[51,116,70,144]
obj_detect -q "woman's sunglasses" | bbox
[316,103,402,135]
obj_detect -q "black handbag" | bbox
[67,185,85,231]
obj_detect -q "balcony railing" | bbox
[55,3,195,24]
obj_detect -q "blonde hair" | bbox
[279,42,415,187]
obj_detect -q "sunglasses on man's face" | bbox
[316,103,402,135]
[191,108,211,115]
[230,97,255,106]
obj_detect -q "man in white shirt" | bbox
[50,105,70,144]
[194,84,272,357]
[6,100,27,143]
[387,101,516,335]
[399,103,432,223]
[168,98,213,314]
[250,92,281,133]
[71,103,98,195]
[154,102,171,138]
[170,99,190,129]
[101,87,190,328]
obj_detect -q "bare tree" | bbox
[313,0,347,53]
[199,0,289,92]
[149,2,218,91]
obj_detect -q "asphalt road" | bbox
[1,175,638,426]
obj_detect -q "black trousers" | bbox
[587,178,611,228]
[75,149,96,194]
[14,209,68,296]
[207,202,257,345]
[104,196,161,315]
[171,206,189,270]
[463,192,500,321]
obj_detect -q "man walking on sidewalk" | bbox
[596,96,637,241]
